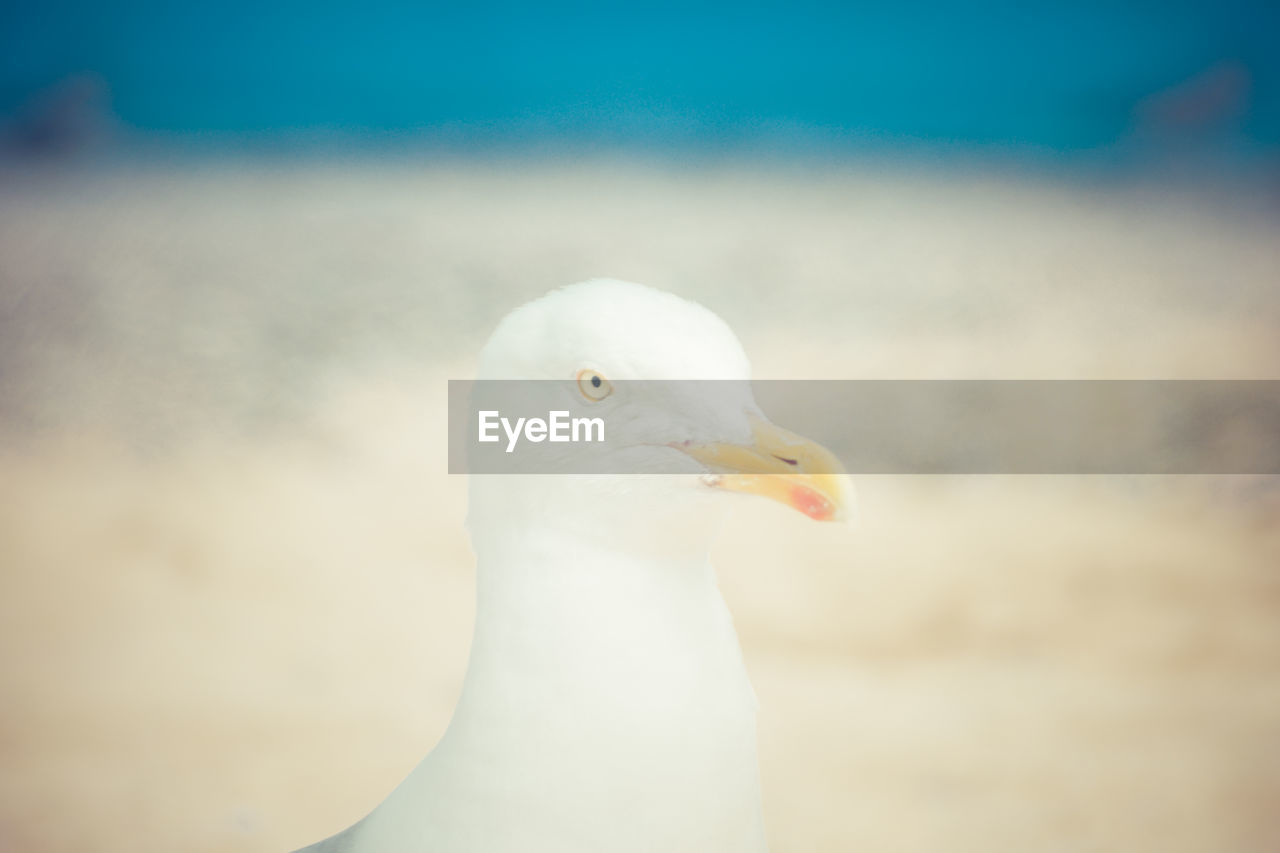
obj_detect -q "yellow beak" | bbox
[677,416,853,522]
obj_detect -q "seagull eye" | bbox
[576,368,612,401]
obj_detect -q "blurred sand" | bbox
[0,158,1278,852]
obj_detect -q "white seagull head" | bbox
[468,279,852,558]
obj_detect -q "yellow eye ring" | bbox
[576,368,612,401]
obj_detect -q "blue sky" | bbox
[2,1,1277,157]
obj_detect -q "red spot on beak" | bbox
[791,485,833,521]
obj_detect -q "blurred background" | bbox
[1,2,1279,851]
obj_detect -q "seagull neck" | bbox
[457,521,754,726]
[408,498,766,850]
[469,524,718,624]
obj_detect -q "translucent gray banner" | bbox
[447,380,1280,474]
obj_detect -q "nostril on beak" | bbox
[773,455,798,466]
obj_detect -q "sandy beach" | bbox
[1,158,1278,852]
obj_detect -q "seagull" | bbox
[295,279,852,853]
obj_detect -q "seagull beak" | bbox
[677,415,853,522]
